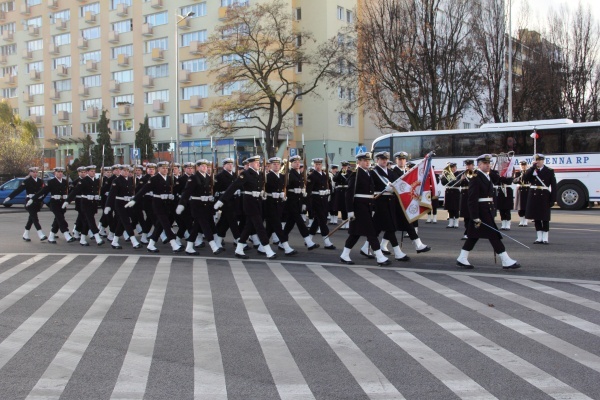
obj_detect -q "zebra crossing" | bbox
[0,253,600,399]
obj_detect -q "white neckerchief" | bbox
[56,177,63,183]
[477,169,490,180]
[160,173,168,181]
[378,165,388,175]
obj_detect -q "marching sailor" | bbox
[264,157,297,256]
[513,160,530,226]
[441,162,461,228]
[522,154,557,244]
[328,164,339,224]
[339,152,391,266]
[333,161,350,227]
[456,154,521,269]
[4,166,47,242]
[214,158,242,249]
[306,158,336,249]
[105,165,141,249]
[70,166,87,239]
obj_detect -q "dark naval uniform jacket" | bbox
[465,170,501,240]
[285,168,305,214]
[306,170,330,210]
[179,171,213,219]
[106,175,134,209]
[265,170,285,215]
[66,175,100,208]
[33,176,68,204]
[214,169,238,212]
[345,167,377,237]
[8,175,44,209]
[370,165,397,232]
[133,173,173,216]
[523,165,557,221]
[220,167,264,216]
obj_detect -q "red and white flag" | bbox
[390,154,436,223]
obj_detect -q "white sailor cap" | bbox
[156,161,170,167]
[134,164,145,170]
[356,151,372,160]
[111,164,120,170]
[86,165,97,170]
[534,153,545,160]
[222,158,234,165]
[289,155,301,162]
[268,157,282,164]
[146,163,157,168]
[77,166,86,172]
[393,151,408,159]
[196,159,210,166]
[28,166,39,172]
[53,167,65,172]
[476,154,492,163]
[341,160,350,166]
[312,158,324,164]
[172,163,181,168]
[375,151,390,159]
[183,162,195,168]
[103,166,112,171]
[330,164,339,169]
[245,155,261,163]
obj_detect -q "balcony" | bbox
[142,75,154,88]
[112,131,121,142]
[152,100,164,113]
[3,74,16,85]
[50,89,60,100]
[179,123,192,136]
[188,41,205,55]
[179,69,191,83]
[86,107,98,119]
[29,69,41,80]
[142,23,153,37]
[48,0,59,9]
[21,49,32,60]
[77,37,88,49]
[79,85,89,97]
[58,110,70,121]
[48,43,60,55]
[109,80,120,93]
[27,26,39,36]
[178,17,190,30]
[189,96,203,109]
[85,11,96,24]
[151,48,164,61]
[151,0,163,9]
[85,60,97,72]
[31,115,43,125]
[56,64,68,76]
[108,31,121,44]
[117,104,130,116]
[0,11,5,21]
[23,93,34,103]
[0,55,6,64]
[2,31,14,42]
[55,18,67,30]
[117,53,129,67]
[20,5,30,15]
[116,3,128,17]
[218,7,229,20]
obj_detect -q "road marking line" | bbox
[25,256,137,400]
[0,254,16,265]
[454,275,600,338]
[268,262,404,399]
[576,284,600,293]
[355,269,591,400]
[0,255,76,314]
[229,261,314,400]
[192,259,227,400]
[0,254,46,284]
[111,257,170,400]
[310,265,495,400]
[0,255,106,371]
[400,271,600,374]
[508,279,600,312]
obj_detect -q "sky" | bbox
[512,0,600,29]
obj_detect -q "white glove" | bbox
[282,196,287,202]
[301,204,307,212]
[104,207,111,214]
[3,197,10,204]
[62,202,68,209]
[347,211,355,220]
[125,200,135,208]
[302,190,307,197]
[176,205,185,215]
[473,218,482,228]
[26,199,33,207]
[385,183,394,192]
[214,200,223,210]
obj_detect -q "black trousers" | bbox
[534,220,550,231]
[216,203,241,239]
[188,203,216,243]
[448,210,459,219]
[308,196,330,236]
[345,234,381,251]
[518,210,526,217]
[80,201,99,235]
[284,210,310,238]
[462,237,505,253]
[114,202,135,238]
[265,202,288,243]
[239,214,269,246]
[382,231,399,247]
[499,209,511,220]
[149,212,176,242]
[141,197,154,233]
[24,201,42,230]
[48,201,69,234]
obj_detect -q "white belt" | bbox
[312,190,330,196]
[116,196,131,201]
[144,192,154,196]
[290,188,303,194]
[104,192,109,196]
[518,184,531,187]
[243,191,262,197]
[76,195,82,199]
[446,187,465,190]
[51,195,67,200]
[153,194,170,200]
[190,196,214,202]
[531,186,549,190]
[82,195,98,200]
[214,192,224,197]
[478,197,494,202]
[267,192,284,198]
[374,192,393,196]
[336,185,348,189]
[26,194,35,198]
[234,190,241,196]
[354,194,374,199]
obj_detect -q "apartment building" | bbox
[0,0,361,167]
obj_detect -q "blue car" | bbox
[0,177,52,207]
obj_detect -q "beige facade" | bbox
[0,0,368,168]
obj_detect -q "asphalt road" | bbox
[1,207,599,399]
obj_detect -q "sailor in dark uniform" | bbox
[339,152,391,266]
[214,155,277,260]
[426,167,440,223]
[30,167,75,244]
[441,162,461,228]
[126,161,182,253]
[98,166,114,237]
[131,165,146,234]
[70,166,87,239]
[328,164,339,224]
[105,165,141,249]
[491,165,515,230]
[512,160,530,226]
[139,163,157,244]
[306,158,336,249]
[4,166,47,241]
[333,161,350,227]
[213,158,242,248]
[456,154,521,269]
[449,160,474,239]
[264,157,297,256]
[522,154,557,244]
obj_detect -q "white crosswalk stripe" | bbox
[0,254,598,399]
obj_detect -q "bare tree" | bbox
[203,0,343,157]
[0,123,40,176]
[346,0,483,132]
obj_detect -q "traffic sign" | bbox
[131,148,140,160]
[290,148,298,157]
[355,146,367,155]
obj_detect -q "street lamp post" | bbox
[174,11,195,163]
[507,0,513,122]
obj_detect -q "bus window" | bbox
[453,133,487,156]
[372,137,391,153]
[422,135,451,157]
[565,127,600,153]
[486,131,522,154]
[536,129,561,154]
[393,136,421,158]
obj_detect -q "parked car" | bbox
[0,177,52,207]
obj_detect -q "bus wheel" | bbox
[557,184,586,210]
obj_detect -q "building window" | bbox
[2,88,17,98]
[81,98,102,111]
[182,59,206,73]
[82,122,99,134]
[145,89,169,104]
[80,2,100,17]
[111,0,132,9]
[112,70,134,83]
[81,26,101,40]
[294,8,301,21]
[36,127,44,139]
[181,3,206,18]
[145,37,168,53]
[26,61,44,73]
[0,22,15,35]
[28,105,45,116]
[0,2,15,12]
[53,33,71,46]
[52,9,70,21]
[296,63,303,73]
[145,11,168,26]
[81,74,101,88]
[338,113,354,127]
[221,0,249,6]
[145,63,169,78]
[53,56,72,68]
[0,44,17,56]
[112,20,132,33]
[296,113,303,126]
[26,16,42,28]
[182,85,208,100]
[54,102,72,115]
[112,95,134,107]
[53,79,71,92]
[28,84,44,95]
[337,6,344,20]
[26,0,41,6]
[26,39,44,52]
[181,30,207,47]
[222,81,242,96]
[148,116,169,129]
[182,112,208,126]
[111,44,133,59]
[346,10,354,23]
[80,50,101,64]
[113,119,134,132]
[463,122,471,129]
[54,125,73,137]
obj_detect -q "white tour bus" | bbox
[371,119,600,209]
